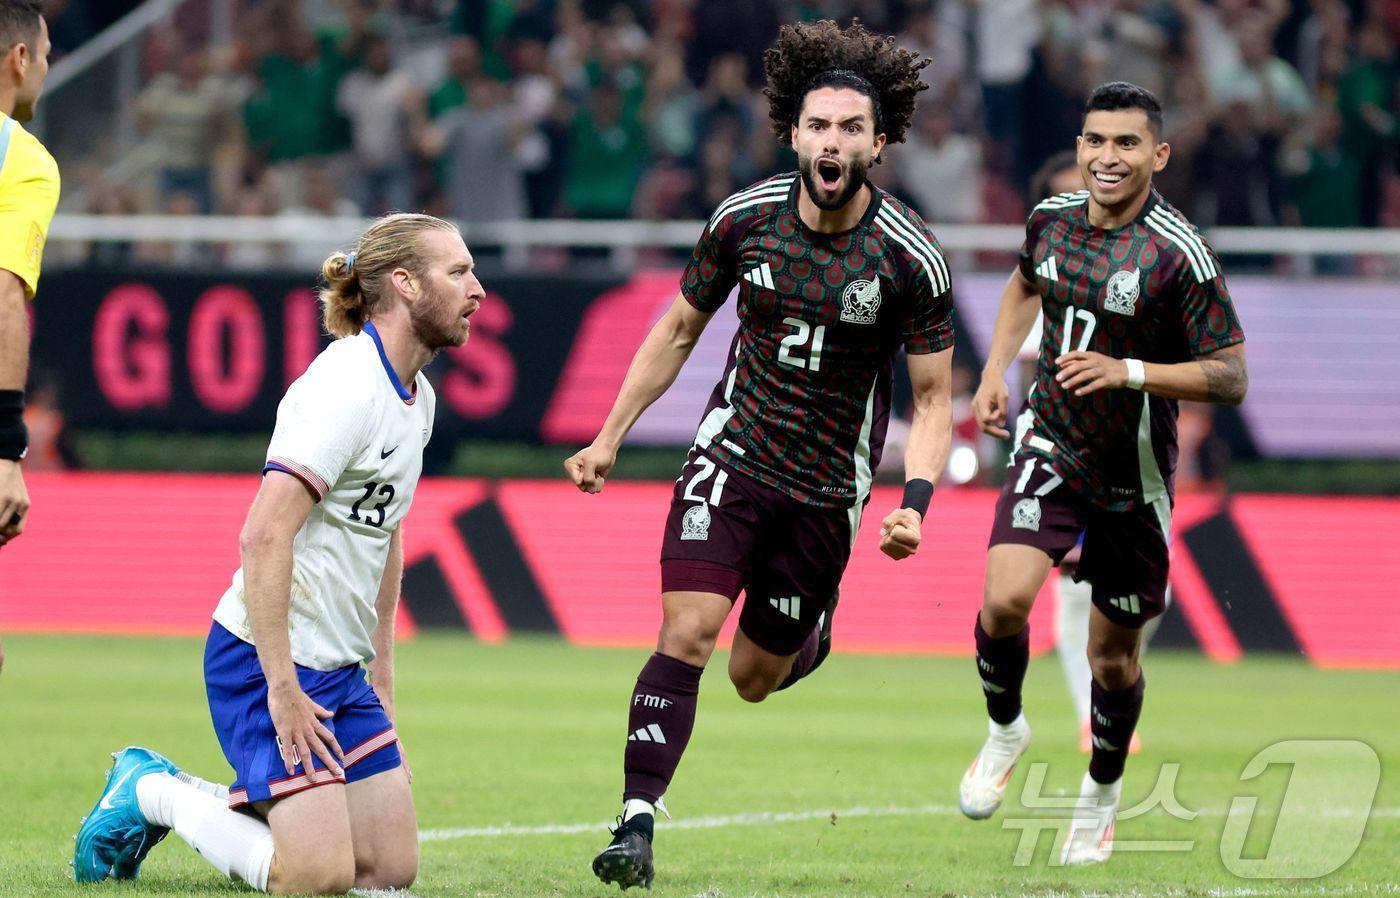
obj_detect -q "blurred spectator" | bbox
[1210,14,1312,137]
[1153,61,1215,216]
[565,83,647,218]
[42,0,1400,261]
[899,6,975,122]
[694,114,755,217]
[336,34,422,214]
[1028,148,1083,202]
[973,0,1042,184]
[137,42,236,214]
[134,191,214,268]
[1085,0,1183,99]
[1295,0,1354,94]
[898,108,984,224]
[80,170,138,268]
[44,0,97,57]
[1336,18,1398,227]
[21,373,80,472]
[1198,98,1279,226]
[1283,103,1363,229]
[1018,2,1089,191]
[223,176,283,271]
[695,53,756,159]
[508,36,568,217]
[279,167,361,271]
[640,42,698,161]
[1196,0,1290,91]
[427,35,482,117]
[686,0,779,90]
[422,76,527,223]
[242,24,354,207]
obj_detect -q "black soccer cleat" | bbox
[592,814,655,891]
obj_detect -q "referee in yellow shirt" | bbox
[0,0,56,547]
[0,0,56,673]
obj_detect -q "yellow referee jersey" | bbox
[0,113,59,299]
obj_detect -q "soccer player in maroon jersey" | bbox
[565,20,956,890]
[958,82,1248,864]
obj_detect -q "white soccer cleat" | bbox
[1060,771,1121,865]
[958,714,1031,820]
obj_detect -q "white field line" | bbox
[419,804,1399,843]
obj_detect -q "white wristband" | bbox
[1123,358,1146,390]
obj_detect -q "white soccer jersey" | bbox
[213,323,436,671]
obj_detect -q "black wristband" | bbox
[0,390,26,461]
[900,478,934,519]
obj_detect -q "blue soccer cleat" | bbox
[74,746,178,882]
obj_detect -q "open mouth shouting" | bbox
[816,156,843,192]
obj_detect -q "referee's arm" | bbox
[0,268,27,388]
[0,268,30,544]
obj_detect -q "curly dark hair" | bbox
[762,19,929,161]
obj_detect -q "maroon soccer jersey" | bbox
[1016,188,1245,511]
[680,173,955,508]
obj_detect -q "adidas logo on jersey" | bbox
[1108,594,1142,615]
[770,596,801,620]
[1035,255,1060,282]
[743,262,775,290]
[628,724,667,744]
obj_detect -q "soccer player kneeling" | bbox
[74,213,484,894]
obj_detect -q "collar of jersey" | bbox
[1078,187,1162,232]
[363,320,416,404]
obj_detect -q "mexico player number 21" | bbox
[777,316,825,371]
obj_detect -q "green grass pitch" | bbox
[1,634,1396,897]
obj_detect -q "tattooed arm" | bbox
[1054,343,1248,405]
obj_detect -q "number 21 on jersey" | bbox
[778,316,825,371]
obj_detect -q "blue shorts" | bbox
[204,622,401,808]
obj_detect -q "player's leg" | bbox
[962,454,1083,820]
[333,663,417,889]
[594,588,730,890]
[1060,607,1143,866]
[772,586,840,692]
[730,495,852,700]
[1061,499,1169,865]
[595,452,759,890]
[1054,553,1094,748]
[597,452,762,887]
[256,787,357,894]
[74,750,280,889]
[346,767,417,889]
[958,544,1050,819]
[124,622,358,891]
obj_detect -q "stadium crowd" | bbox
[60,0,1399,252]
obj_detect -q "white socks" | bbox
[174,770,230,801]
[622,798,654,822]
[136,772,275,892]
[1055,572,1094,725]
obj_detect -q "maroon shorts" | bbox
[988,451,1171,628]
[660,450,855,655]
